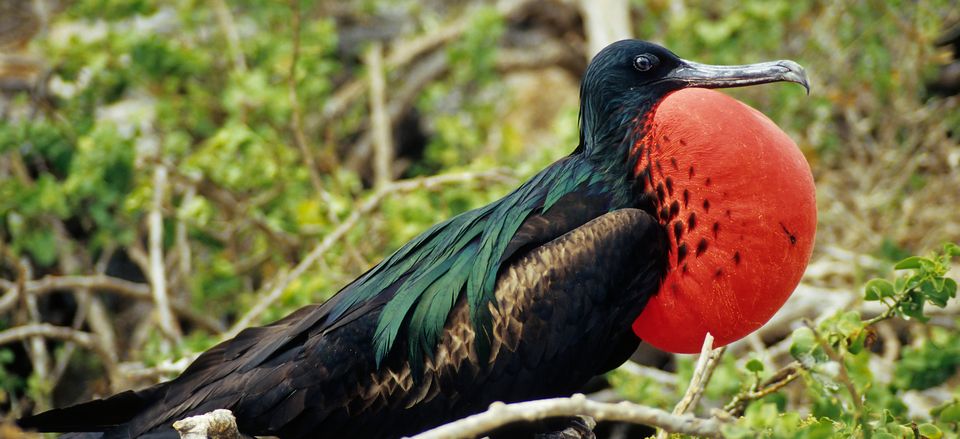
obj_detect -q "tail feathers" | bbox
[18,385,163,433]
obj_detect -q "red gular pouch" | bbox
[631,88,817,353]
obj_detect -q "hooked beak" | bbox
[666,59,810,94]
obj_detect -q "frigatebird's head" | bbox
[577,40,816,354]
[577,39,809,155]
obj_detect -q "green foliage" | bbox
[893,327,960,391]
[862,243,960,323]
[763,244,960,437]
[414,8,507,174]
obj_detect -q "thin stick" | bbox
[24,274,222,333]
[407,394,725,439]
[658,333,726,439]
[366,41,393,188]
[174,185,195,302]
[212,0,246,73]
[149,164,182,343]
[22,258,50,383]
[616,360,678,387]
[0,324,118,384]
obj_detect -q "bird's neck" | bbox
[578,95,666,212]
[580,90,667,169]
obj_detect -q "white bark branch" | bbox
[407,394,724,439]
[658,333,726,439]
[578,0,632,58]
[366,41,394,189]
[0,323,119,383]
[149,164,182,344]
[173,409,241,439]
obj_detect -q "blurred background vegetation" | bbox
[1,0,959,437]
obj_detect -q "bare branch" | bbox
[0,280,17,313]
[0,245,27,315]
[724,361,805,417]
[224,169,514,338]
[24,274,223,334]
[578,0,632,58]
[616,360,678,388]
[149,164,182,344]
[366,42,393,188]
[119,356,195,382]
[171,186,195,303]
[173,409,241,439]
[14,255,52,388]
[676,333,726,415]
[0,323,119,384]
[658,333,726,439]
[212,0,246,73]
[408,394,725,439]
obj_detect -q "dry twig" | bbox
[366,42,393,188]
[657,333,726,439]
[408,394,725,439]
[211,0,246,73]
[723,361,805,417]
[149,163,182,344]
[173,409,241,439]
[616,360,678,387]
[578,0,632,58]
[19,274,223,333]
[0,323,119,385]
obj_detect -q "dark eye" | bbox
[633,54,658,72]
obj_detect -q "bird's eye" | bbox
[633,54,658,72]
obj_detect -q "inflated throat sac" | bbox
[631,88,817,353]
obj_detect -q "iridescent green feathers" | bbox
[328,158,604,372]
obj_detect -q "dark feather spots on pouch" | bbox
[696,239,709,257]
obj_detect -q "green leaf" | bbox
[745,358,764,373]
[836,311,864,338]
[894,256,925,270]
[917,423,941,439]
[943,278,957,300]
[938,402,960,423]
[790,327,816,359]
[848,330,867,355]
[922,279,950,308]
[865,279,895,301]
[944,242,960,257]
